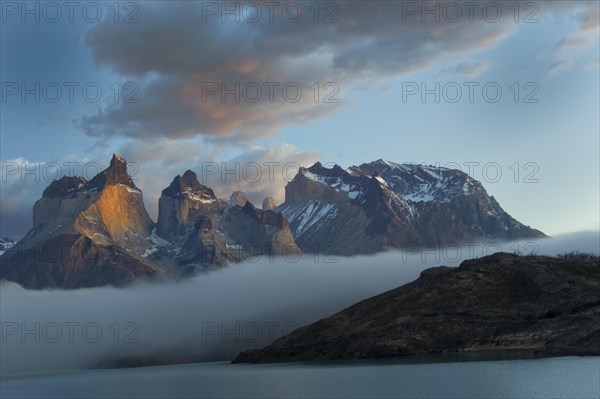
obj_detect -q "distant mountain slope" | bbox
[277,160,545,255]
[234,253,600,363]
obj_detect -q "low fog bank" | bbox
[535,230,600,255]
[0,231,598,376]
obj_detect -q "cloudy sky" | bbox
[1,0,599,239]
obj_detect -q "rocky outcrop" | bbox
[86,153,137,191]
[156,170,223,239]
[277,160,545,255]
[233,253,600,363]
[262,197,276,211]
[227,191,250,207]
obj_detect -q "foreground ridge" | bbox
[234,253,600,363]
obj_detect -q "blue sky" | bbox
[1,1,599,239]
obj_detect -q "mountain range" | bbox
[0,154,545,288]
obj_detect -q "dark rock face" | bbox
[277,160,545,255]
[161,170,216,200]
[233,253,600,363]
[42,176,87,198]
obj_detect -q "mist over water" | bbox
[1,231,598,376]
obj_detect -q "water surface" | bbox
[2,356,598,398]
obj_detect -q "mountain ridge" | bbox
[277,160,545,255]
[1,155,546,289]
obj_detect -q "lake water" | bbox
[1,356,598,398]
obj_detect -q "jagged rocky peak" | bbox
[41,154,139,199]
[262,197,276,210]
[162,169,216,203]
[157,170,222,239]
[42,176,87,198]
[33,153,152,247]
[285,161,374,205]
[227,191,250,207]
[86,153,138,191]
[301,161,366,186]
[3,153,156,289]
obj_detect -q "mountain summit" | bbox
[277,160,545,255]
[157,169,219,238]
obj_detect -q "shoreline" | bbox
[90,346,599,371]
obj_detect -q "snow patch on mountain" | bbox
[0,238,15,256]
[280,201,338,237]
[178,187,216,203]
[302,169,360,200]
[150,228,169,246]
[119,184,141,194]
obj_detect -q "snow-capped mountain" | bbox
[277,160,545,255]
